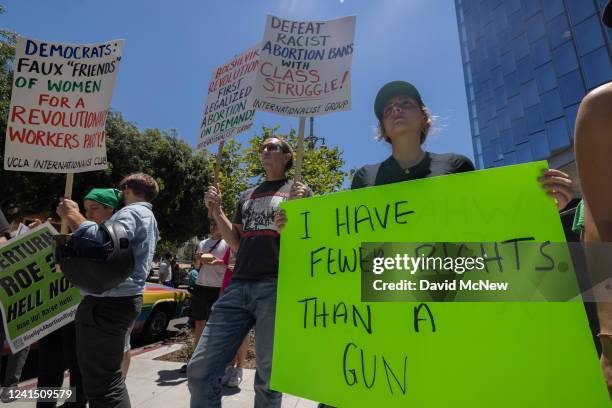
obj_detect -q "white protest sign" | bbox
[4,37,124,173]
[198,45,259,149]
[253,15,355,117]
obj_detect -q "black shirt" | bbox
[0,210,10,237]
[351,152,475,189]
[232,178,293,281]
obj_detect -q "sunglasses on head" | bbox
[260,142,284,153]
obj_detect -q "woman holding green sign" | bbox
[276,80,574,408]
[277,80,574,228]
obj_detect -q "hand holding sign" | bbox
[538,168,574,210]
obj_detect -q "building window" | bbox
[508,94,524,120]
[501,51,516,76]
[520,80,540,107]
[574,14,606,56]
[516,56,534,84]
[526,12,546,42]
[547,13,572,49]
[546,117,571,152]
[493,2,508,28]
[552,41,579,77]
[540,89,564,121]
[513,33,530,60]
[558,69,586,106]
[512,117,529,145]
[501,129,514,153]
[526,105,545,134]
[564,103,580,138]
[530,36,552,68]
[534,62,558,93]
[504,151,517,166]
[498,27,513,54]
[498,107,511,131]
[516,142,533,162]
[483,146,495,168]
[529,130,551,160]
[581,46,612,90]
[506,0,521,14]
[495,86,508,111]
[503,73,519,97]
[492,66,504,88]
[492,137,503,161]
[565,0,597,26]
[542,0,564,22]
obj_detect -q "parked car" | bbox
[2,282,190,355]
[132,282,191,341]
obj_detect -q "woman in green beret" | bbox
[83,188,121,224]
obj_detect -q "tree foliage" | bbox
[242,126,346,195]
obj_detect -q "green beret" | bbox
[83,188,121,209]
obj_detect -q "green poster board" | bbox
[0,223,82,352]
[272,162,609,407]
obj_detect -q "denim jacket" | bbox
[73,202,159,297]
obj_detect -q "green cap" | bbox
[374,81,424,121]
[83,188,121,209]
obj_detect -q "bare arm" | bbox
[211,209,241,251]
[575,82,612,241]
[205,185,241,251]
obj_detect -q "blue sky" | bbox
[2,0,474,178]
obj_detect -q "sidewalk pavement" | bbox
[8,343,318,408]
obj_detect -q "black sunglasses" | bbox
[260,142,284,153]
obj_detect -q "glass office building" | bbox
[455,0,612,170]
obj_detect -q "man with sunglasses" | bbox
[188,137,309,408]
[56,173,159,408]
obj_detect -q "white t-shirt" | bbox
[158,260,171,282]
[196,238,228,288]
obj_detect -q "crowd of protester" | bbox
[1,5,611,404]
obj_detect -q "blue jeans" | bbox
[187,280,281,408]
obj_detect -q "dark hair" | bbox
[377,105,433,145]
[263,137,293,172]
[119,173,159,202]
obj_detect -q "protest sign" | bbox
[272,162,609,407]
[4,37,124,173]
[0,223,81,353]
[197,45,259,150]
[253,15,355,117]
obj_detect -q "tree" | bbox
[241,126,346,195]
[209,139,249,220]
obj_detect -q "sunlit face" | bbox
[209,221,222,239]
[84,200,114,224]
[381,95,425,143]
[259,137,291,174]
